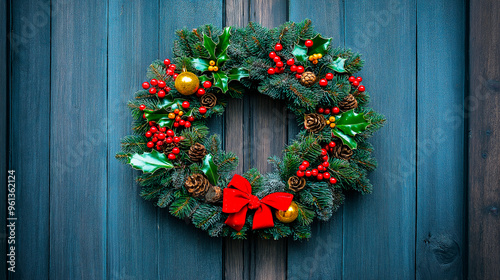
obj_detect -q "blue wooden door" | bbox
[3,0,467,279]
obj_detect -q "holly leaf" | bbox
[332,129,357,150]
[328,57,347,73]
[334,110,370,136]
[157,96,185,110]
[299,34,332,56]
[203,33,217,60]
[215,27,231,59]
[292,44,309,63]
[143,109,173,128]
[200,154,219,185]
[213,71,230,93]
[189,58,211,72]
[128,150,174,173]
[202,27,232,65]
[228,67,249,82]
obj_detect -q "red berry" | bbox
[175,115,181,121]
[139,104,146,110]
[317,108,324,113]
[356,77,362,82]
[358,85,366,92]
[275,43,283,51]
[287,58,295,66]
[311,169,318,176]
[321,149,327,156]
[148,121,156,126]
[166,137,173,144]
[156,141,163,146]
[158,80,166,88]
[173,136,180,143]
[273,56,281,63]
[157,133,165,140]
[348,76,355,82]
[299,165,307,171]
[149,88,156,94]
[166,69,174,76]
[157,90,166,98]
[159,127,166,132]
[267,68,275,75]
[330,177,337,184]
[147,141,154,148]
[295,74,302,79]
[329,141,336,148]
[172,147,180,154]
[150,127,158,133]
[277,67,284,74]
[276,61,284,68]
[187,116,195,122]
[173,122,179,128]
[269,52,277,59]
[305,170,312,177]
[297,66,305,74]
[305,40,313,47]
[143,113,146,119]
[352,80,359,87]
[173,73,178,80]
[164,59,171,66]
[145,131,152,138]
[168,153,176,160]
[323,172,331,179]
[318,165,324,171]
[317,174,324,180]
[166,129,174,137]
[179,120,186,126]
[302,161,310,167]
[197,88,205,96]
[332,107,340,114]
[324,73,333,80]
[182,101,190,109]
[169,64,176,70]
[184,121,191,128]
[319,79,328,87]
[322,161,329,167]
[150,79,158,86]
[297,170,305,177]
[142,82,150,89]
[165,87,171,92]
[290,65,297,72]
[152,137,158,143]
[322,155,329,162]
[199,107,207,114]
[203,81,212,88]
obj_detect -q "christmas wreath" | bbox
[116,20,385,240]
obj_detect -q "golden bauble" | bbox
[175,71,199,95]
[275,201,299,223]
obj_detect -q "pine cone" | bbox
[304,113,326,133]
[188,143,207,162]
[205,186,223,203]
[331,142,354,160]
[200,92,217,109]
[300,71,317,86]
[185,174,211,198]
[288,176,306,192]
[339,94,358,111]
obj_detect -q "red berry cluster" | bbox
[142,79,171,99]
[295,149,338,185]
[164,59,178,80]
[318,72,334,87]
[145,122,183,160]
[317,106,340,115]
[196,80,212,97]
[267,43,305,77]
[348,76,365,92]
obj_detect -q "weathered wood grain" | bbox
[343,0,417,278]
[1,0,8,278]
[49,1,108,278]
[469,0,500,279]
[107,1,160,279]
[157,1,224,279]
[287,1,345,279]
[9,0,51,279]
[416,0,466,279]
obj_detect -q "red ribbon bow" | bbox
[222,174,294,231]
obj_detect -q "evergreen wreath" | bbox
[116,20,385,240]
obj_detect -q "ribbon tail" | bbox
[225,206,248,232]
[252,205,275,230]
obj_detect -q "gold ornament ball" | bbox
[175,71,200,95]
[275,201,299,223]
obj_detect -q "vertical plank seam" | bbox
[6,0,12,278]
[463,0,470,276]
[105,0,110,278]
[48,0,52,278]
[414,1,418,279]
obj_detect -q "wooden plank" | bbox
[50,1,108,278]
[416,0,466,279]
[107,2,160,279]
[157,1,223,279]
[224,1,251,279]
[1,0,8,278]
[9,0,51,278]
[343,0,417,278]
[469,0,500,279]
[248,1,288,280]
[287,1,345,279]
